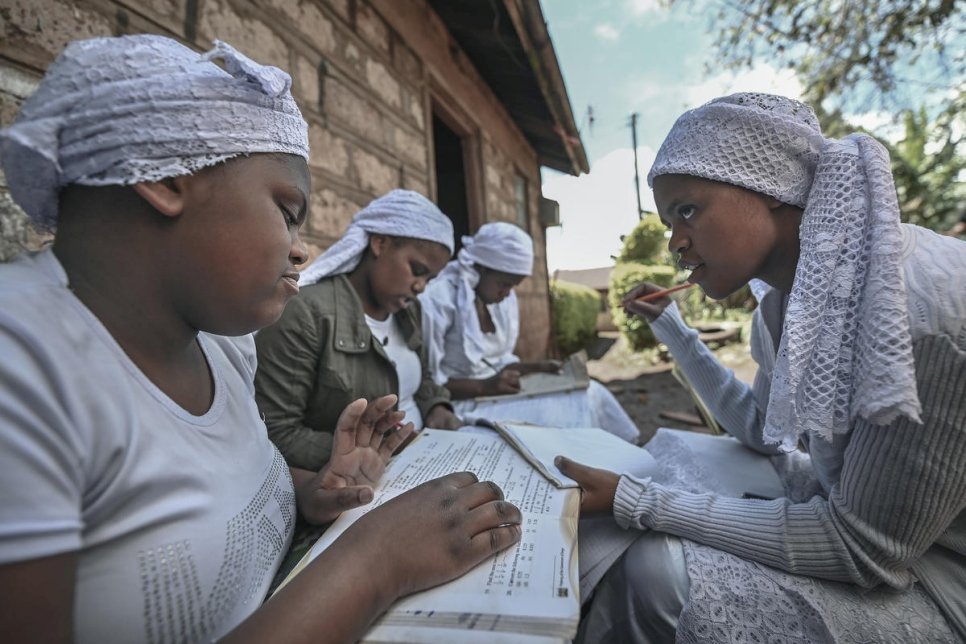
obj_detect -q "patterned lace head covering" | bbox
[648,92,921,448]
[0,34,309,230]
[298,189,454,286]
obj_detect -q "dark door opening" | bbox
[432,114,470,252]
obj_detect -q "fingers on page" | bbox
[459,480,506,508]
[354,486,374,505]
[463,498,522,538]
[439,470,479,489]
[469,519,522,558]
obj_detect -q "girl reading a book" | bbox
[0,34,521,644]
[557,93,966,642]
[253,188,462,476]
[420,221,639,441]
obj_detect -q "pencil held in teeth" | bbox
[626,281,696,304]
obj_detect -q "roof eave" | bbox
[502,0,589,175]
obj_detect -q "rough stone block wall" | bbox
[0,0,555,359]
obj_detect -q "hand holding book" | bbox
[475,351,590,402]
[481,360,523,395]
[554,456,620,515]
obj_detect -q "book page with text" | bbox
[283,429,580,641]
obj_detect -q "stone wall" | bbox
[0,0,555,358]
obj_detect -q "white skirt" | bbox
[578,429,958,643]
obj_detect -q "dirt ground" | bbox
[586,332,757,445]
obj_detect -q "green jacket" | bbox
[254,274,452,471]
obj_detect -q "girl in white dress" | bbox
[421,221,640,441]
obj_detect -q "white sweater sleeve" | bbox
[648,303,780,455]
[613,333,966,588]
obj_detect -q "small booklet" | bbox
[475,351,590,402]
[477,420,658,488]
[276,428,582,643]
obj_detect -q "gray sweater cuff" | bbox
[613,474,653,530]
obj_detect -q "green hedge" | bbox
[550,279,601,355]
[608,263,676,350]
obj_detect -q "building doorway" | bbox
[432,113,471,251]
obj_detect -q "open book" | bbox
[276,424,657,642]
[475,351,590,402]
[468,421,659,600]
[277,428,581,642]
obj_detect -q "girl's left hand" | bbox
[554,456,620,515]
[294,395,413,525]
[425,404,462,430]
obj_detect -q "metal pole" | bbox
[629,112,643,219]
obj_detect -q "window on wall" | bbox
[514,174,529,231]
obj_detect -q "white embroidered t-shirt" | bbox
[0,249,295,643]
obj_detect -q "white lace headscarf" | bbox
[435,221,534,365]
[648,92,921,449]
[0,34,308,230]
[298,189,454,286]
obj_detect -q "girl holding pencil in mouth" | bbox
[556,93,966,642]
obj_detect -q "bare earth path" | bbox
[587,332,757,445]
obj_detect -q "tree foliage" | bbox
[670,0,966,230]
[686,0,964,112]
[614,213,669,264]
[887,108,966,230]
[608,263,677,350]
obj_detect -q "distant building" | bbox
[553,266,612,296]
[0,0,587,359]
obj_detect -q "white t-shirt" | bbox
[365,313,423,428]
[0,249,295,643]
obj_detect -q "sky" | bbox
[540,0,804,272]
